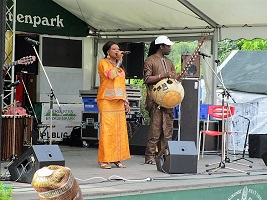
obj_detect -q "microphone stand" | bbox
[201,55,251,174]
[31,44,62,145]
[19,72,39,146]
[215,60,253,166]
[19,74,38,123]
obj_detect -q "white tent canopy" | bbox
[51,0,267,103]
[53,0,267,40]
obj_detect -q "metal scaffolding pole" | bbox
[3,0,16,108]
[0,0,7,172]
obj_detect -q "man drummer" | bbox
[143,35,179,165]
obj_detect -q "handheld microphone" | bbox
[24,37,40,46]
[198,51,211,58]
[4,78,21,89]
[121,51,131,55]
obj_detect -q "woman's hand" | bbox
[116,51,124,62]
[124,104,130,114]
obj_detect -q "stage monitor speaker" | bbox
[129,125,149,155]
[156,141,197,174]
[119,42,144,79]
[8,145,65,183]
[249,134,267,158]
[181,54,200,78]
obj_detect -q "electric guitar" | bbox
[3,55,36,75]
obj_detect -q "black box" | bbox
[81,112,99,140]
[249,134,267,158]
[156,141,197,174]
[129,125,149,155]
[8,145,65,183]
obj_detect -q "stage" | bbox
[1,145,267,200]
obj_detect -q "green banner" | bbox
[92,183,267,200]
[6,0,88,37]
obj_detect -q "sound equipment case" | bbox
[81,112,99,141]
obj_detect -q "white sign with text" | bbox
[40,103,83,142]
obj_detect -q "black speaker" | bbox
[8,145,65,183]
[119,42,144,79]
[249,134,267,158]
[156,141,197,174]
[180,79,200,145]
[129,125,149,155]
[181,54,200,78]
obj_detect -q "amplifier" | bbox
[81,112,99,140]
[249,134,267,158]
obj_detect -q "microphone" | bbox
[215,59,220,64]
[24,37,40,46]
[121,51,131,55]
[198,51,211,58]
[4,78,21,89]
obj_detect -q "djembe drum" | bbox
[24,115,33,145]
[1,115,25,160]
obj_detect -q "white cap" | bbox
[155,35,174,45]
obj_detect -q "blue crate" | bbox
[174,105,179,118]
[199,104,211,119]
[82,97,98,112]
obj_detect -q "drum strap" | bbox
[160,58,168,73]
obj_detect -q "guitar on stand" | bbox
[3,55,36,78]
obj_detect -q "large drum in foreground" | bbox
[151,78,184,108]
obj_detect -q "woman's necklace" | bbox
[106,58,122,73]
[107,58,116,66]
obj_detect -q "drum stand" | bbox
[5,84,20,169]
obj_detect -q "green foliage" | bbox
[0,183,13,200]
[130,79,150,124]
[217,39,239,64]
[237,38,267,50]
[168,41,198,73]
[218,38,267,63]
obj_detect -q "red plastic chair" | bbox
[198,105,235,160]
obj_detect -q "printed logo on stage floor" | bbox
[228,186,262,200]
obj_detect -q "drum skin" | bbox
[151,78,184,108]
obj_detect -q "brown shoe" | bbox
[145,159,156,165]
[113,161,126,168]
[99,163,111,169]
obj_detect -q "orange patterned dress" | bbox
[97,59,130,163]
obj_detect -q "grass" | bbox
[0,182,13,200]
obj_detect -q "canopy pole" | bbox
[0,0,7,172]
